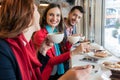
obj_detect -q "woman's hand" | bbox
[58,65,92,80]
[71,43,90,55]
[39,38,53,56]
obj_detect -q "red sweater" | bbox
[33,28,70,80]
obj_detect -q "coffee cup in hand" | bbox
[47,32,64,43]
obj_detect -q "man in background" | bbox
[64,6,84,37]
[61,6,85,72]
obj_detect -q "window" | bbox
[104,0,120,57]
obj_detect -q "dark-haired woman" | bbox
[33,3,90,80]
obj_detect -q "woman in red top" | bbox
[0,0,41,80]
[33,3,89,80]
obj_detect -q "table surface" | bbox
[70,43,120,80]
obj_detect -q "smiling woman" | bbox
[33,3,66,80]
[33,3,91,80]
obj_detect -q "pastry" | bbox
[94,51,108,57]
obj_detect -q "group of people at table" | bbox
[0,0,92,80]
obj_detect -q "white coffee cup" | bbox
[47,33,64,43]
[68,35,80,44]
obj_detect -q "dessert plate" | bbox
[102,61,120,71]
[87,52,112,59]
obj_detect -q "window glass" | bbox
[104,0,120,57]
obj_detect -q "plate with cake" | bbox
[87,50,112,59]
[102,61,120,71]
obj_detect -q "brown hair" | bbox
[41,3,64,32]
[0,0,34,38]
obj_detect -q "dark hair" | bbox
[0,0,34,38]
[41,3,63,32]
[70,6,85,14]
